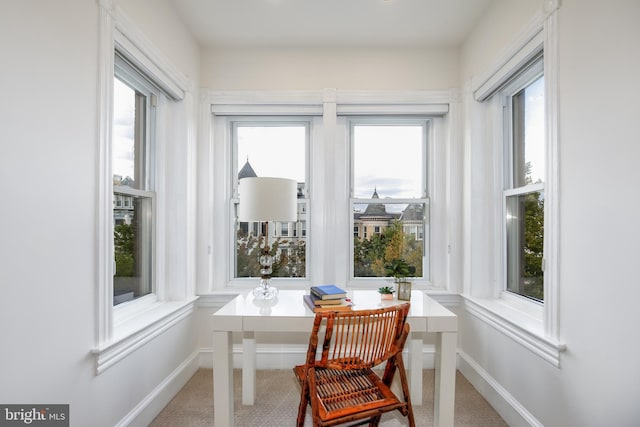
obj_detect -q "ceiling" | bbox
[168,0,494,48]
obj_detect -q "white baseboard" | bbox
[199,344,437,370]
[457,350,543,427]
[116,350,200,427]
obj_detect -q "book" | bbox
[308,293,344,305]
[304,294,352,313]
[310,284,347,300]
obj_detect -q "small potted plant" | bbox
[378,286,395,300]
[385,258,415,301]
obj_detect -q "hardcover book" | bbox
[309,293,344,305]
[310,284,347,300]
[303,294,352,312]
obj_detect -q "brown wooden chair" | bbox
[293,303,415,427]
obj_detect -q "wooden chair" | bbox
[293,303,415,427]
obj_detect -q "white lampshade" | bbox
[238,177,298,222]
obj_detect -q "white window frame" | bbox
[501,57,545,304]
[228,117,312,287]
[113,53,158,305]
[347,117,431,287]
[93,3,195,375]
[466,7,564,367]
[202,89,452,293]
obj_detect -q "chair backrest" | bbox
[304,303,411,370]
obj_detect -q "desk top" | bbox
[213,289,457,333]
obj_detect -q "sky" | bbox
[114,84,544,193]
[524,76,545,184]
[113,78,136,181]
[236,124,425,200]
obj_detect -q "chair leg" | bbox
[296,380,309,427]
[368,415,382,426]
[394,355,416,427]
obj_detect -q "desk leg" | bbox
[409,335,423,405]
[213,331,234,427]
[434,331,457,427]
[242,332,256,405]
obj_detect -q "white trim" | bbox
[202,89,456,292]
[205,89,452,116]
[95,0,195,373]
[472,12,545,102]
[115,350,200,427]
[337,104,448,116]
[462,295,565,367]
[197,93,216,294]
[93,298,198,374]
[113,7,187,100]
[458,350,544,427]
[543,5,561,342]
[96,0,115,348]
[208,90,323,116]
[504,183,544,197]
[212,104,322,116]
[208,90,323,105]
[464,4,563,367]
[336,90,451,115]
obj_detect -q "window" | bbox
[95,7,194,374]
[112,54,158,305]
[350,120,428,281]
[280,222,289,237]
[468,17,563,365]
[502,58,545,303]
[232,121,309,280]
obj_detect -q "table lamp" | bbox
[238,177,298,299]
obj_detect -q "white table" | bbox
[212,289,458,427]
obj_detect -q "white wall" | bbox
[459,1,640,426]
[201,46,459,90]
[0,1,200,426]
[5,1,640,426]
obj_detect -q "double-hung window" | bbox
[231,120,309,281]
[95,6,193,374]
[469,17,563,365]
[502,57,545,303]
[350,119,429,282]
[112,53,158,305]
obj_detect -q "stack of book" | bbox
[304,284,352,312]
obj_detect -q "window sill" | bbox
[92,297,199,374]
[461,294,566,367]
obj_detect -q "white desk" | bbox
[212,289,458,427]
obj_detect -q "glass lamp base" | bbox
[253,279,278,300]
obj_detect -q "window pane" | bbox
[506,191,544,301]
[114,196,153,303]
[236,125,305,183]
[113,73,153,304]
[353,202,425,279]
[235,124,307,279]
[512,76,545,187]
[353,125,423,198]
[113,78,143,190]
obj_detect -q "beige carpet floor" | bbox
[150,369,508,426]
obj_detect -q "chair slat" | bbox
[294,303,415,427]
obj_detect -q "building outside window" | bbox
[351,120,428,280]
[503,58,545,302]
[233,121,309,280]
[112,53,157,305]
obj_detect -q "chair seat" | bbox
[294,365,405,423]
[294,304,414,427]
